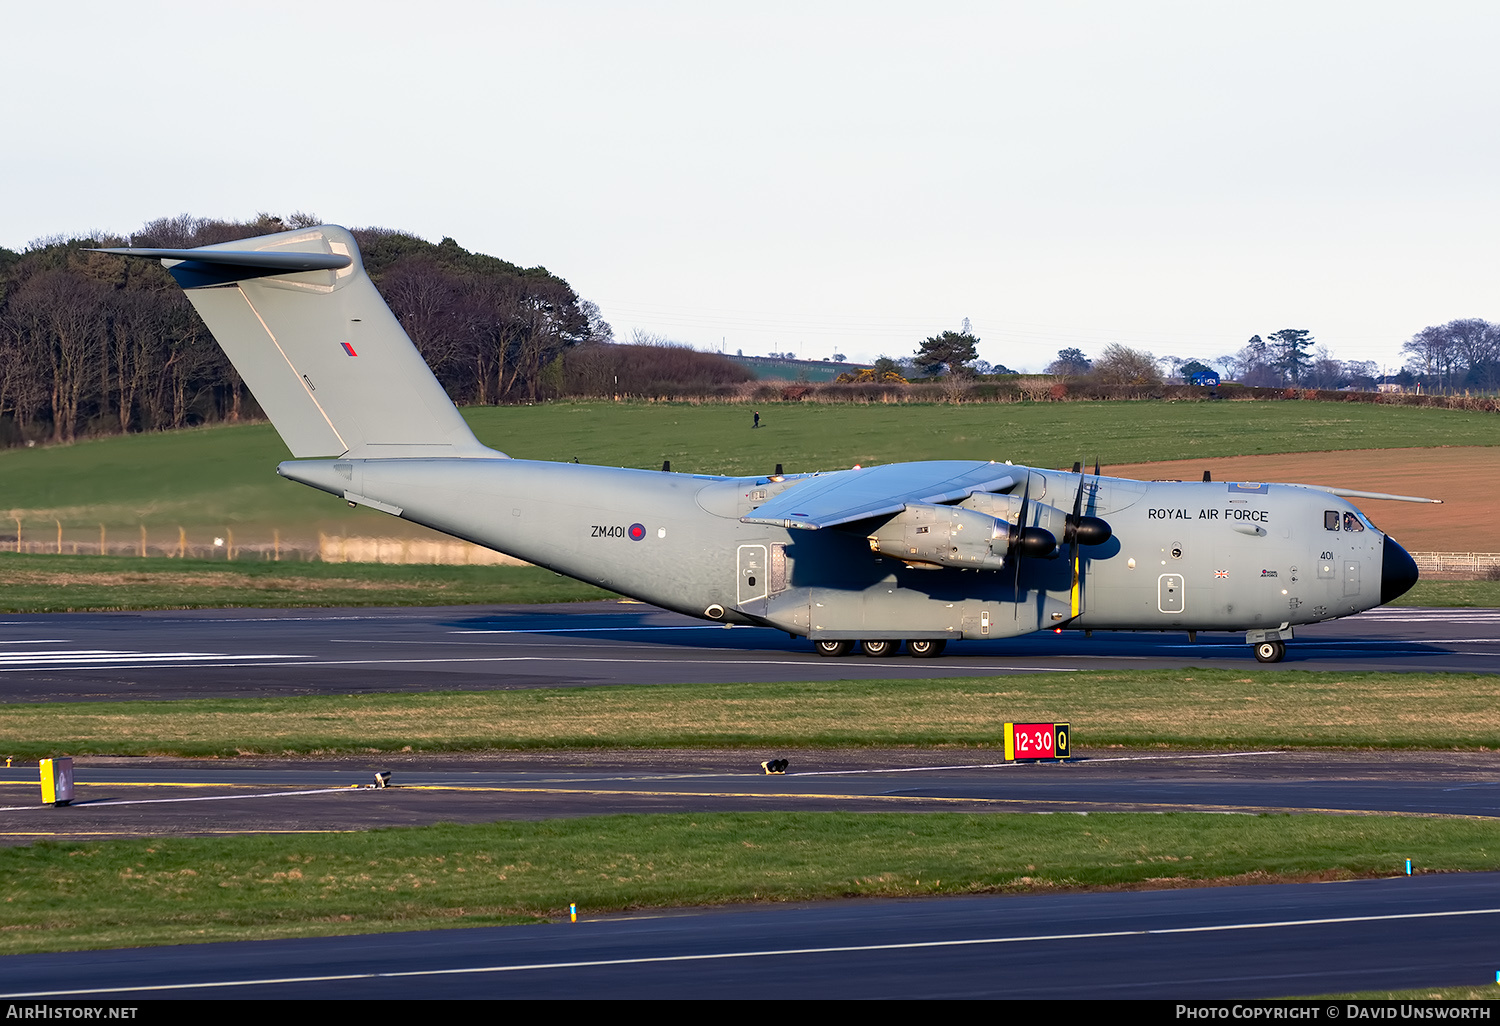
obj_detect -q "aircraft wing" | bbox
[741,461,1017,530]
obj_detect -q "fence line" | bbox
[1409,552,1500,579]
[2,520,528,566]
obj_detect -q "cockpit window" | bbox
[1343,511,1365,533]
[1324,510,1340,531]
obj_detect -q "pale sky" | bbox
[6,1,1498,373]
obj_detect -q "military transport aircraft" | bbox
[97,226,1432,664]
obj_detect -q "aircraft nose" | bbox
[1381,537,1419,604]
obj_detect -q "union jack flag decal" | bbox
[1214,569,1229,578]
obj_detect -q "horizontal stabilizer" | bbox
[91,247,352,289]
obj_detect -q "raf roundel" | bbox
[628,523,646,541]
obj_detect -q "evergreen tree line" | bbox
[0,212,633,447]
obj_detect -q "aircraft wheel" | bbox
[814,639,855,658]
[906,639,947,658]
[861,639,901,657]
[1253,640,1285,663]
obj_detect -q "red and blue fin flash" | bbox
[341,342,358,356]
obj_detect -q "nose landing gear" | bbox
[1253,640,1286,663]
[1247,624,1292,663]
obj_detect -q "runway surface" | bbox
[0,601,1496,702]
[4,874,1498,999]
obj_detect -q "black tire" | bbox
[814,639,855,657]
[907,639,947,658]
[1254,640,1285,663]
[861,639,901,657]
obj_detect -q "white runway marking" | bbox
[0,649,308,670]
[293,655,1081,672]
[786,751,1287,778]
[8,905,1498,997]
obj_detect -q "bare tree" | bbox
[1091,343,1161,386]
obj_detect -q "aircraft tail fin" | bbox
[95,226,495,460]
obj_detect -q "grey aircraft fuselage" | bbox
[279,455,1404,643]
[94,224,1422,663]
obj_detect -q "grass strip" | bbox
[5,670,1500,757]
[0,553,610,612]
[1391,580,1500,607]
[1,811,1495,955]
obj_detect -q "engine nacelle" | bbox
[867,503,1010,569]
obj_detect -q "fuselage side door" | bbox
[738,544,769,608]
[1158,573,1186,613]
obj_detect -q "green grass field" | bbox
[1,812,1492,955]
[1393,580,1500,607]
[6,669,1499,757]
[1,400,1494,543]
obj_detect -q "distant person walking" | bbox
[753,411,760,429]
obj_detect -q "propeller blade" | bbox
[1012,475,1030,616]
[1063,461,1115,620]
[1066,462,1087,618]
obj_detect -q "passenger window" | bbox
[1343,511,1365,533]
[1324,511,1340,531]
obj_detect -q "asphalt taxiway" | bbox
[3,748,1498,844]
[0,601,1496,702]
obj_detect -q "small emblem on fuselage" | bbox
[341,342,358,356]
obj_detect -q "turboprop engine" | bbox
[866,503,1056,569]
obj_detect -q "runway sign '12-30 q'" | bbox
[1004,722,1070,761]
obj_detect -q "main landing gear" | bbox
[814,639,948,658]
